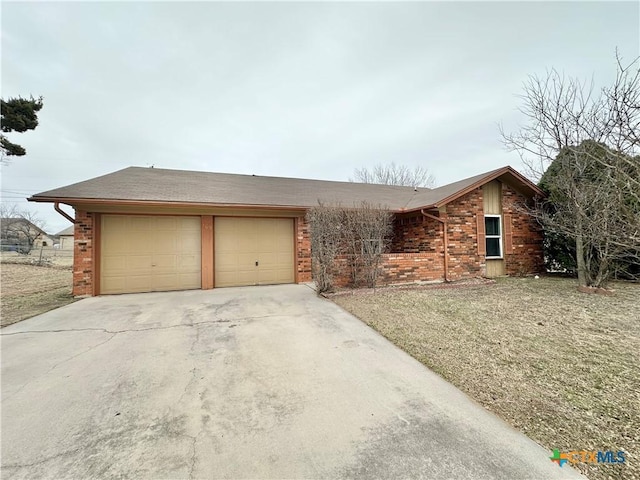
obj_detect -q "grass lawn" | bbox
[1,263,75,327]
[332,277,639,480]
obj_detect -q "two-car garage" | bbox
[100,215,295,295]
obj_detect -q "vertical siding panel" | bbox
[482,180,502,214]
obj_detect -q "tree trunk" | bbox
[576,231,587,287]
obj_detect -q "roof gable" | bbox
[405,166,544,210]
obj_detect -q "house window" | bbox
[485,215,502,258]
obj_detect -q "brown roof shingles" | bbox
[29,166,541,212]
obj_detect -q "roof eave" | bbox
[28,196,310,211]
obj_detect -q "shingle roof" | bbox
[55,226,74,236]
[29,166,542,212]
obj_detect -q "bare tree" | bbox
[351,162,436,188]
[0,204,47,254]
[502,52,640,288]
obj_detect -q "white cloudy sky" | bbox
[1,1,638,233]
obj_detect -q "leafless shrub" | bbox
[342,202,393,288]
[306,203,343,293]
[307,202,393,292]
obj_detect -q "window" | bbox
[485,215,502,258]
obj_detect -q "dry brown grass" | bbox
[1,263,75,327]
[332,277,639,480]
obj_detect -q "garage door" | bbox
[101,215,201,294]
[215,217,294,287]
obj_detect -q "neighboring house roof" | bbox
[55,226,74,236]
[29,166,543,212]
[0,217,48,236]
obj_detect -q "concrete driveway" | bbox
[1,284,582,479]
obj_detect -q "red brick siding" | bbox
[391,214,443,253]
[73,210,94,296]
[444,189,484,280]
[296,216,312,282]
[378,253,443,285]
[332,252,444,288]
[502,184,545,275]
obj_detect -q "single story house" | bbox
[29,166,544,296]
[0,217,55,252]
[55,225,75,250]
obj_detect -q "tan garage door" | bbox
[215,217,294,287]
[101,215,201,294]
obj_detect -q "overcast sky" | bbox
[1,1,638,233]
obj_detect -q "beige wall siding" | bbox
[486,259,505,277]
[482,180,502,214]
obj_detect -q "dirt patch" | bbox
[333,277,639,480]
[1,263,76,327]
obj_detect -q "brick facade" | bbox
[73,210,94,296]
[388,189,485,283]
[328,183,544,288]
[443,189,484,280]
[296,216,312,283]
[502,184,545,275]
[69,182,543,295]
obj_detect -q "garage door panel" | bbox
[154,254,178,269]
[101,215,201,294]
[179,236,201,253]
[214,217,294,287]
[101,256,127,273]
[154,217,178,230]
[178,254,200,269]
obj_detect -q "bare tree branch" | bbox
[350,162,436,188]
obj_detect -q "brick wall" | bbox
[378,253,443,284]
[390,189,485,281]
[332,252,444,288]
[502,184,545,275]
[73,210,94,296]
[296,216,312,283]
[391,214,443,253]
[444,189,484,280]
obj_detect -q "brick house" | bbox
[29,166,544,296]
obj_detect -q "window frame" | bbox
[484,214,503,259]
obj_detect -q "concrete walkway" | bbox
[1,285,582,479]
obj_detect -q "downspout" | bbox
[54,202,75,224]
[421,209,449,282]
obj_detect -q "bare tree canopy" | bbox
[0,204,47,254]
[502,52,640,289]
[351,162,435,188]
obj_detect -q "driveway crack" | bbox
[0,314,283,337]
[1,333,117,403]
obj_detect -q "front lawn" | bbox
[332,277,639,480]
[1,263,75,327]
